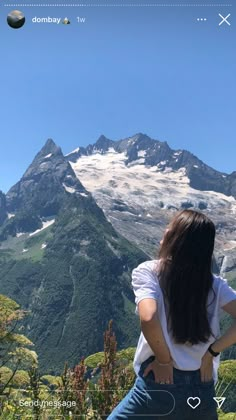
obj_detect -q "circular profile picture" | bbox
[7,10,25,29]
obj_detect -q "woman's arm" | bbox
[138,298,173,384]
[138,298,171,363]
[200,299,236,382]
[132,262,173,383]
[211,299,236,353]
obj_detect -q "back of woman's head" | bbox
[158,209,216,344]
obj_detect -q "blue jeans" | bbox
[106,355,218,419]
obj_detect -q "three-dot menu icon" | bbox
[197,18,207,22]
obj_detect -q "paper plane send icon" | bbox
[213,397,226,409]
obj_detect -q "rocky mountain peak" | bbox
[5,139,86,227]
[33,138,63,161]
[120,133,171,165]
[89,135,115,153]
[96,134,113,146]
[128,132,149,143]
[130,133,152,147]
[18,139,66,183]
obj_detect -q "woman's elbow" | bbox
[138,299,158,323]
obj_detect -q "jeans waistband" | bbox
[139,356,210,386]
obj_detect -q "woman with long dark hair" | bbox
[107,210,236,420]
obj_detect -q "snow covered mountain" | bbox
[66,133,236,273]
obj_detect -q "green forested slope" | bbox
[0,194,146,373]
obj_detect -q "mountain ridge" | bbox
[66,133,235,198]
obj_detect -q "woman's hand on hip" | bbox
[200,351,213,382]
[143,359,174,384]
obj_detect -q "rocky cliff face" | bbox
[1,140,88,240]
[0,191,7,225]
[228,172,236,197]
[6,139,86,214]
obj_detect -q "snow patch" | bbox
[63,183,76,194]
[173,151,182,156]
[127,158,145,166]
[223,241,236,251]
[79,192,89,197]
[41,243,47,249]
[29,220,55,237]
[193,165,199,169]
[92,148,101,154]
[137,150,146,158]
[44,153,52,159]
[107,215,119,221]
[127,137,137,145]
[22,248,28,253]
[163,167,173,173]
[122,211,136,216]
[65,147,80,156]
[7,213,15,219]
[16,232,25,237]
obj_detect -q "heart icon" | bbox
[187,397,201,409]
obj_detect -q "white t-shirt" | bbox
[132,260,236,383]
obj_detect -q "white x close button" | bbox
[219,13,231,26]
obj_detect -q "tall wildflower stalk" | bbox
[58,363,74,417]
[28,367,41,420]
[58,321,135,419]
[72,358,89,418]
[89,320,135,419]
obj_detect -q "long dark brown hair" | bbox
[157,209,216,344]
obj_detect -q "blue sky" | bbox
[0,1,235,192]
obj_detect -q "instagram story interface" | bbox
[0,0,236,419]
